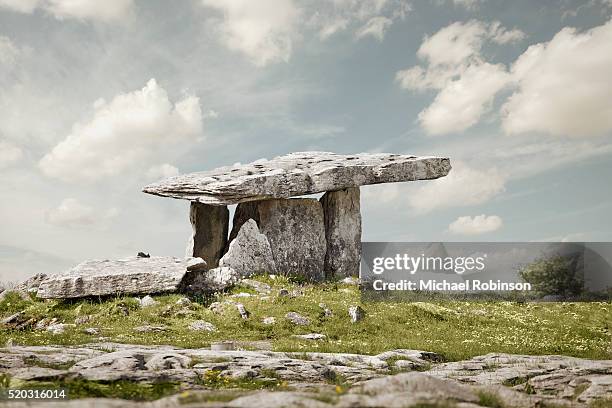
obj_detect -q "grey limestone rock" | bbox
[320,187,361,279]
[143,151,451,205]
[349,305,366,323]
[230,198,326,281]
[138,295,157,307]
[286,312,310,326]
[188,320,216,332]
[219,219,277,276]
[37,256,207,299]
[186,202,228,267]
[179,266,240,293]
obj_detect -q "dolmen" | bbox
[143,152,451,282]
[34,152,450,299]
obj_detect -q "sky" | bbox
[1,0,612,282]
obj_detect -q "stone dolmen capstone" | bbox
[143,152,451,281]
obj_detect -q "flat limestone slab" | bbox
[142,151,451,205]
[37,257,206,299]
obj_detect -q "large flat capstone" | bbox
[142,151,451,205]
[36,257,207,299]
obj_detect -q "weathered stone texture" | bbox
[219,219,277,276]
[143,151,451,205]
[186,202,228,267]
[320,187,361,279]
[36,257,207,299]
[229,198,326,281]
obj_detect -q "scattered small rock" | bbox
[349,305,366,323]
[231,292,252,298]
[83,327,100,335]
[319,303,333,318]
[139,295,158,307]
[35,318,58,331]
[46,323,73,335]
[236,303,250,319]
[262,316,276,325]
[189,320,216,332]
[74,315,93,325]
[176,297,191,306]
[209,301,225,314]
[1,311,24,326]
[134,325,167,333]
[341,276,360,285]
[240,279,272,294]
[286,312,310,326]
[292,333,326,340]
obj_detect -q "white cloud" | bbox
[39,79,202,182]
[416,20,489,66]
[0,0,39,13]
[407,162,506,213]
[502,20,612,137]
[451,0,484,10]
[0,36,20,68]
[448,214,503,235]
[146,163,179,180]
[0,140,23,169]
[311,0,409,42]
[0,0,133,22]
[488,21,527,44]
[418,62,510,135]
[201,0,300,66]
[355,16,393,41]
[396,20,524,135]
[46,198,118,228]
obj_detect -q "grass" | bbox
[3,377,180,401]
[0,276,610,361]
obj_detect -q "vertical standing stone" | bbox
[230,198,326,281]
[320,188,361,279]
[187,202,228,267]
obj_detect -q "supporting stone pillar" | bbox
[230,198,326,281]
[186,202,229,268]
[320,187,361,279]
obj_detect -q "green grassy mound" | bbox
[1,276,610,361]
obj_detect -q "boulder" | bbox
[187,202,229,267]
[349,305,366,323]
[143,151,451,205]
[320,187,361,279]
[286,312,310,326]
[230,198,326,281]
[36,256,207,299]
[0,273,48,301]
[219,219,277,276]
[180,266,240,293]
[138,295,157,307]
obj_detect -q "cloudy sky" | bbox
[1,0,612,282]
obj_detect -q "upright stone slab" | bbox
[320,188,361,279]
[230,199,326,281]
[187,202,229,267]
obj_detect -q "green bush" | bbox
[519,255,584,298]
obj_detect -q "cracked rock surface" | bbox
[1,343,610,407]
[142,151,451,205]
